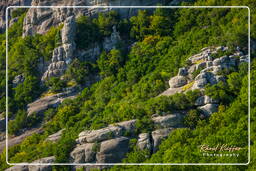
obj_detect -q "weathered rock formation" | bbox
[41,15,76,81]
[0,0,32,33]
[72,114,181,164]
[5,156,55,171]
[27,86,78,116]
[21,0,167,37]
[161,46,248,115]
[45,129,64,142]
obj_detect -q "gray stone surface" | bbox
[96,137,129,163]
[27,87,77,116]
[198,104,219,116]
[5,165,28,171]
[137,133,152,151]
[41,16,76,81]
[152,114,183,128]
[169,75,187,88]
[78,126,123,144]
[28,156,55,171]
[70,143,95,163]
[45,129,64,142]
[152,128,173,153]
[195,96,218,106]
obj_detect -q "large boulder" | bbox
[137,133,152,151]
[169,76,187,88]
[41,15,76,81]
[27,88,77,116]
[198,104,219,116]
[195,96,219,106]
[96,137,129,163]
[45,129,64,142]
[152,114,183,128]
[28,156,55,171]
[78,119,136,144]
[5,166,28,171]
[70,143,96,163]
[78,126,123,144]
[152,128,173,153]
[109,119,136,133]
[61,16,76,44]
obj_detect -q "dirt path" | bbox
[0,128,43,153]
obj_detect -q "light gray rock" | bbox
[78,126,123,144]
[61,16,76,44]
[188,64,197,74]
[195,96,218,106]
[212,56,229,66]
[70,143,96,163]
[27,87,77,116]
[109,119,136,133]
[152,128,173,153]
[152,114,183,128]
[96,137,129,163]
[137,133,152,151]
[28,156,55,171]
[169,76,187,88]
[41,15,76,81]
[198,104,219,116]
[192,78,208,90]
[45,129,64,142]
[5,165,28,171]
[21,0,163,37]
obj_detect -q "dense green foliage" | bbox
[0,0,255,170]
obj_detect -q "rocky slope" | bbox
[5,44,248,170]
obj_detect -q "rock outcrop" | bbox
[160,46,248,116]
[137,133,152,151]
[45,129,64,142]
[41,16,76,81]
[5,156,55,171]
[73,114,181,164]
[161,46,247,97]
[27,86,78,116]
[152,128,173,152]
[152,114,183,128]
[71,143,96,163]
[20,0,167,37]
[0,0,32,33]
[96,136,130,163]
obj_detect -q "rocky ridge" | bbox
[70,113,182,167]
[41,15,76,81]
[161,46,248,115]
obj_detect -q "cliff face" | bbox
[0,0,32,33]
[22,0,167,36]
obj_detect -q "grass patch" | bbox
[41,91,56,98]
[182,81,195,91]
[194,59,205,64]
